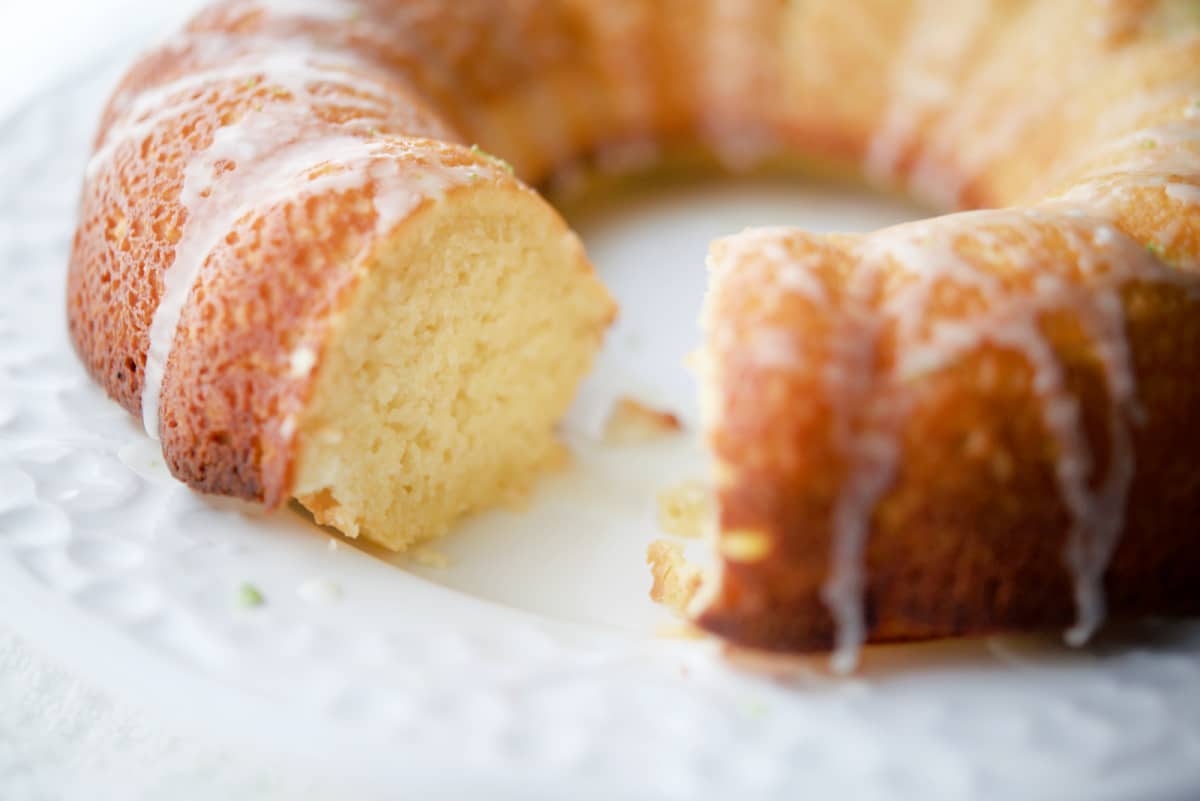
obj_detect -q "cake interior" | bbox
[292,184,613,550]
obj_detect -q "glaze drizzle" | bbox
[818,207,1195,670]
[132,39,484,437]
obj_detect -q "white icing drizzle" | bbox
[88,48,389,178]
[1033,83,1200,195]
[103,32,244,120]
[715,228,828,304]
[820,324,901,674]
[1095,121,1200,175]
[801,208,1197,670]
[1086,85,1200,143]
[135,40,481,438]
[865,0,989,185]
[819,224,964,673]
[141,129,479,437]
[772,257,829,303]
[1047,113,1200,269]
[1056,195,1197,275]
[833,4,1198,664]
[907,33,1200,207]
[746,327,807,370]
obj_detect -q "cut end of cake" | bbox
[292,182,615,550]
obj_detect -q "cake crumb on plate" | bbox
[603,397,682,444]
[656,479,711,538]
[647,539,703,614]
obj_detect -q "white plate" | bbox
[1,41,1200,801]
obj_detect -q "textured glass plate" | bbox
[1,46,1199,801]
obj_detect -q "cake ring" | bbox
[67,0,1200,668]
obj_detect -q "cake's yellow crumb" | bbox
[603,397,683,445]
[291,188,613,551]
[647,539,704,615]
[656,480,711,538]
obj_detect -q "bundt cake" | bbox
[68,0,1200,667]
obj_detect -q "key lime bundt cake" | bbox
[68,0,1200,666]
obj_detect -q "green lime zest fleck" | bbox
[368,126,381,137]
[469,144,515,175]
[1138,138,1157,149]
[243,76,260,90]
[1146,242,1164,258]
[236,582,265,608]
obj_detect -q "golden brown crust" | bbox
[697,216,1200,652]
[697,345,1200,652]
